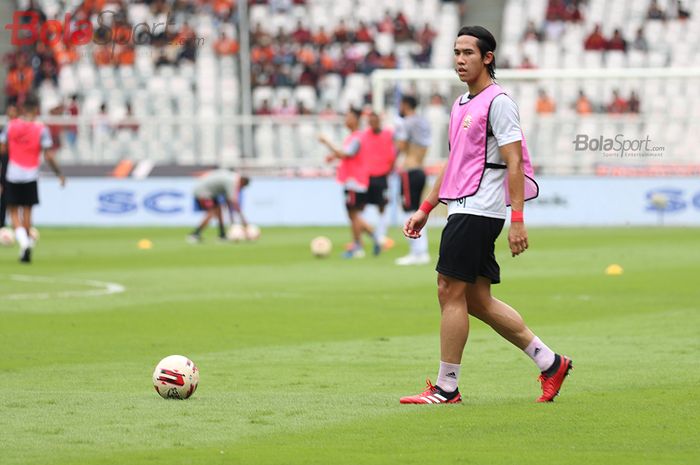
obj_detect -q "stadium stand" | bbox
[2,0,698,173]
[3,0,458,167]
[498,0,699,173]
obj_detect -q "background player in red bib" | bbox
[319,108,381,258]
[0,95,65,263]
[361,112,396,249]
[0,104,19,228]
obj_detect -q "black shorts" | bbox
[5,181,39,207]
[366,175,388,207]
[436,214,505,284]
[400,169,426,211]
[344,189,368,210]
[194,195,226,211]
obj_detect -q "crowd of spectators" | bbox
[248,12,437,91]
[517,0,691,56]
[535,88,642,115]
[5,0,438,117]
[4,0,227,108]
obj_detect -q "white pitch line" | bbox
[3,275,126,300]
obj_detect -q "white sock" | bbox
[411,229,429,255]
[15,227,29,251]
[375,208,388,243]
[436,361,460,392]
[404,210,428,255]
[524,336,556,372]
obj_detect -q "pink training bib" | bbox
[439,83,538,206]
[336,130,370,190]
[361,127,395,177]
[7,119,44,169]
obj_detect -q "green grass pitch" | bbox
[1,226,698,465]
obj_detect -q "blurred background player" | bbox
[394,95,431,265]
[362,111,396,249]
[319,108,381,258]
[0,96,65,263]
[0,105,18,228]
[188,169,250,243]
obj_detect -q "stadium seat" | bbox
[541,42,560,68]
[253,86,274,110]
[77,63,97,89]
[294,86,318,111]
[583,51,604,68]
[58,65,78,97]
[627,50,647,68]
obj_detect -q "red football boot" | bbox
[537,355,573,402]
[400,379,462,404]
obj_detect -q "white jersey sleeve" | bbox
[488,94,522,147]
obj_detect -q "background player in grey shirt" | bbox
[188,169,250,243]
[394,95,432,265]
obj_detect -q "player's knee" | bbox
[437,274,463,304]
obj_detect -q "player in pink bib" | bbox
[319,108,381,258]
[399,26,572,405]
[361,112,395,249]
[0,96,65,263]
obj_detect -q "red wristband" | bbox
[419,200,436,215]
[511,210,524,222]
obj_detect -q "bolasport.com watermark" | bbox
[4,10,206,51]
[572,134,666,158]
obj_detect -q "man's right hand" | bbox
[403,210,428,239]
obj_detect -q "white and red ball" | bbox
[227,224,245,241]
[310,236,332,258]
[152,355,199,400]
[246,224,261,241]
[0,227,14,247]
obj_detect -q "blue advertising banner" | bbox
[31,177,700,226]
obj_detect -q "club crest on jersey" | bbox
[462,114,472,130]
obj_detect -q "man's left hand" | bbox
[508,222,528,257]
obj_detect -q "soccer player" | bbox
[319,108,381,258]
[362,112,395,248]
[399,26,572,404]
[0,96,65,263]
[188,169,250,243]
[394,95,432,265]
[0,104,19,228]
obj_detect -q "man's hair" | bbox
[401,95,418,109]
[348,107,362,119]
[457,26,497,79]
[23,94,40,112]
[240,175,250,187]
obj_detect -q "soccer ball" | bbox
[0,227,14,246]
[310,236,332,258]
[246,224,261,241]
[152,355,199,400]
[29,227,40,242]
[227,224,246,241]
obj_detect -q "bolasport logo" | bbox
[4,10,205,49]
[572,134,666,158]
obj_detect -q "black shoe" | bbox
[19,248,31,264]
